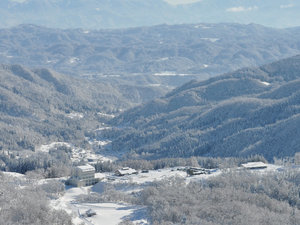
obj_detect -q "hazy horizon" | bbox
[1,0,299,29]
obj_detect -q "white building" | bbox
[241,162,268,170]
[68,165,99,187]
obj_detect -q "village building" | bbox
[115,167,138,176]
[186,167,210,176]
[241,162,268,170]
[68,164,99,187]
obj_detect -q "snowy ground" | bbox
[102,167,222,185]
[72,202,147,225]
[2,171,26,178]
[50,185,148,225]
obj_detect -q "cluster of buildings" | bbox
[68,161,268,187]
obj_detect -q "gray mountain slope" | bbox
[108,55,300,160]
[1,24,300,79]
[0,64,166,151]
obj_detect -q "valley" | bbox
[0,3,300,223]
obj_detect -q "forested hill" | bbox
[1,24,300,77]
[0,64,166,151]
[108,55,300,161]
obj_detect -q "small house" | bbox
[241,162,268,170]
[68,164,99,187]
[186,167,209,176]
[115,167,138,176]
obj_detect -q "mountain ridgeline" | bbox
[0,23,300,78]
[107,55,300,161]
[0,0,299,29]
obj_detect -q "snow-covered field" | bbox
[3,171,26,178]
[73,202,147,225]
[50,184,148,225]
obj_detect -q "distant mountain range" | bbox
[0,0,299,29]
[107,55,300,161]
[1,24,300,79]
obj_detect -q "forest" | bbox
[0,172,72,225]
[106,55,300,161]
[140,170,300,225]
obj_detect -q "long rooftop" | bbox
[77,164,95,172]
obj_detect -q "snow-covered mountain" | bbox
[0,64,167,151]
[108,55,300,161]
[1,23,300,77]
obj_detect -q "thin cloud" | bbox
[226,6,258,13]
[10,0,27,2]
[280,4,294,9]
[164,0,203,5]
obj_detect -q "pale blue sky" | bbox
[164,0,203,5]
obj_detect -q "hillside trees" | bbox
[0,174,72,225]
[1,147,72,177]
[139,170,300,225]
[108,56,300,160]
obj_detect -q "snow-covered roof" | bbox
[77,165,95,172]
[241,162,268,169]
[95,173,106,179]
[115,167,137,176]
